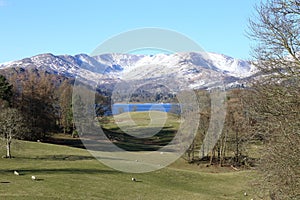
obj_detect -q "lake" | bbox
[111,103,181,115]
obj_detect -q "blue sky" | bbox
[0,0,260,63]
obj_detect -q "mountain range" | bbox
[0,52,257,91]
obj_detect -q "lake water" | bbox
[111,103,181,115]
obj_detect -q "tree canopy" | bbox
[248,0,300,199]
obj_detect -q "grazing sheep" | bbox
[244,192,247,196]
[131,177,136,182]
[31,176,36,180]
[14,171,19,176]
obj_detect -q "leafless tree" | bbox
[248,0,300,199]
[0,108,28,158]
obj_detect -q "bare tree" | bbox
[14,70,60,138]
[0,108,28,158]
[228,89,254,166]
[249,0,300,79]
[248,0,300,199]
[58,80,74,134]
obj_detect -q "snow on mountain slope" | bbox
[0,53,117,85]
[0,52,256,89]
[93,53,145,73]
[115,52,255,78]
[206,52,256,78]
[108,52,255,89]
[0,61,13,68]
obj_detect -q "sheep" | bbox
[131,177,136,182]
[14,170,19,176]
[31,176,36,180]
[244,192,247,196]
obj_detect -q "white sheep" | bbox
[31,176,36,180]
[131,177,136,182]
[14,170,19,176]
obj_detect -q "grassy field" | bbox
[100,111,181,131]
[0,111,257,199]
[0,140,256,200]
[98,111,181,151]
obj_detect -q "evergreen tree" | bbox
[0,74,13,107]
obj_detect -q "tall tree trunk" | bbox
[219,136,224,167]
[201,132,205,158]
[191,141,195,162]
[217,145,221,162]
[6,133,12,158]
[209,148,215,165]
[220,129,228,167]
[235,127,239,165]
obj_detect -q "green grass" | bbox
[100,111,180,132]
[98,111,181,151]
[0,140,256,200]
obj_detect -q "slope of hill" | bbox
[0,140,255,200]
[0,52,256,90]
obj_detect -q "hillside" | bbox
[0,140,255,200]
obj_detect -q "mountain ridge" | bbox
[0,52,257,90]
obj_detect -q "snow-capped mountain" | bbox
[0,52,256,90]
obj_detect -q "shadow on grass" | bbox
[43,137,85,149]
[0,181,10,184]
[0,168,120,175]
[17,155,96,161]
[15,155,129,162]
[103,128,177,151]
[43,125,177,152]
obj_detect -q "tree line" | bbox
[0,68,109,157]
[186,1,300,199]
